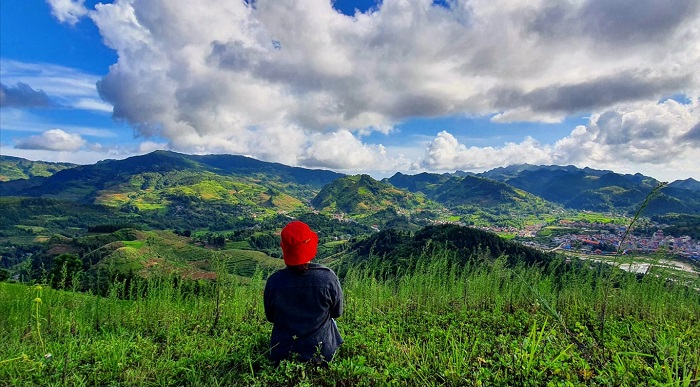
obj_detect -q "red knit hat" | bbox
[280,221,318,266]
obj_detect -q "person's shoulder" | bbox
[308,263,333,272]
[266,267,291,282]
[308,263,339,278]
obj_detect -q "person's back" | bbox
[263,221,343,364]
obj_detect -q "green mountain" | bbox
[382,172,452,194]
[310,174,445,228]
[0,151,345,231]
[24,227,285,295]
[668,178,700,192]
[387,173,555,214]
[1,150,343,200]
[0,155,76,182]
[479,166,700,214]
[333,224,559,276]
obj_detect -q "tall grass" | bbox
[1,250,699,386]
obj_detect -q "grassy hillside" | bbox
[482,166,700,215]
[387,173,559,227]
[0,156,76,182]
[337,224,557,275]
[1,249,698,386]
[0,151,345,232]
[310,174,446,228]
[21,228,285,296]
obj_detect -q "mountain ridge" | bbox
[2,151,699,221]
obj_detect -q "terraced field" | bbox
[218,248,284,277]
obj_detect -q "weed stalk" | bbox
[599,182,667,358]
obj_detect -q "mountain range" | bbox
[2,151,700,235]
[0,155,76,182]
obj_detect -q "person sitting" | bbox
[263,220,344,364]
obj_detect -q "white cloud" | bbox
[138,141,168,153]
[420,131,553,171]
[301,129,391,170]
[43,0,700,175]
[0,60,112,113]
[0,144,135,165]
[551,98,700,179]
[46,0,88,25]
[418,98,700,181]
[15,129,86,151]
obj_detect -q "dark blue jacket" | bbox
[263,263,343,363]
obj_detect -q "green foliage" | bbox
[655,213,700,239]
[341,224,557,276]
[49,253,82,290]
[311,174,443,224]
[0,197,131,234]
[0,156,76,182]
[1,252,698,386]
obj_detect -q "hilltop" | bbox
[0,155,76,182]
[0,151,344,232]
[330,224,558,277]
[386,166,700,217]
[386,173,555,217]
[469,164,700,214]
[311,174,446,229]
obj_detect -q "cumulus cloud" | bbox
[138,141,169,153]
[552,98,700,168]
[15,129,86,151]
[45,0,700,172]
[0,82,52,108]
[301,130,391,170]
[419,98,700,179]
[46,0,88,25]
[420,131,554,171]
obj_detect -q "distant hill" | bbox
[384,172,452,194]
[479,165,700,214]
[668,178,700,192]
[387,173,557,215]
[2,153,699,235]
[0,151,346,230]
[334,224,559,276]
[0,155,76,182]
[388,166,700,216]
[310,174,445,228]
[1,150,343,199]
[26,228,285,295]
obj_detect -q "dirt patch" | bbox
[190,259,212,271]
[46,244,81,256]
[188,271,217,280]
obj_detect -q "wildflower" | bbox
[34,297,42,304]
[44,353,52,360]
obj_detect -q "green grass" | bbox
[1,251,699,386]
[571,212,628,225]
[219,249,284,277]
[14,225,46,234]
[322,241,346,248]
[496,232,516,240]
[226,240,252,249]
[121,240,145,249]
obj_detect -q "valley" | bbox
[1,152,699,386]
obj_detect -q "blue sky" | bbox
[1,0,699,181]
